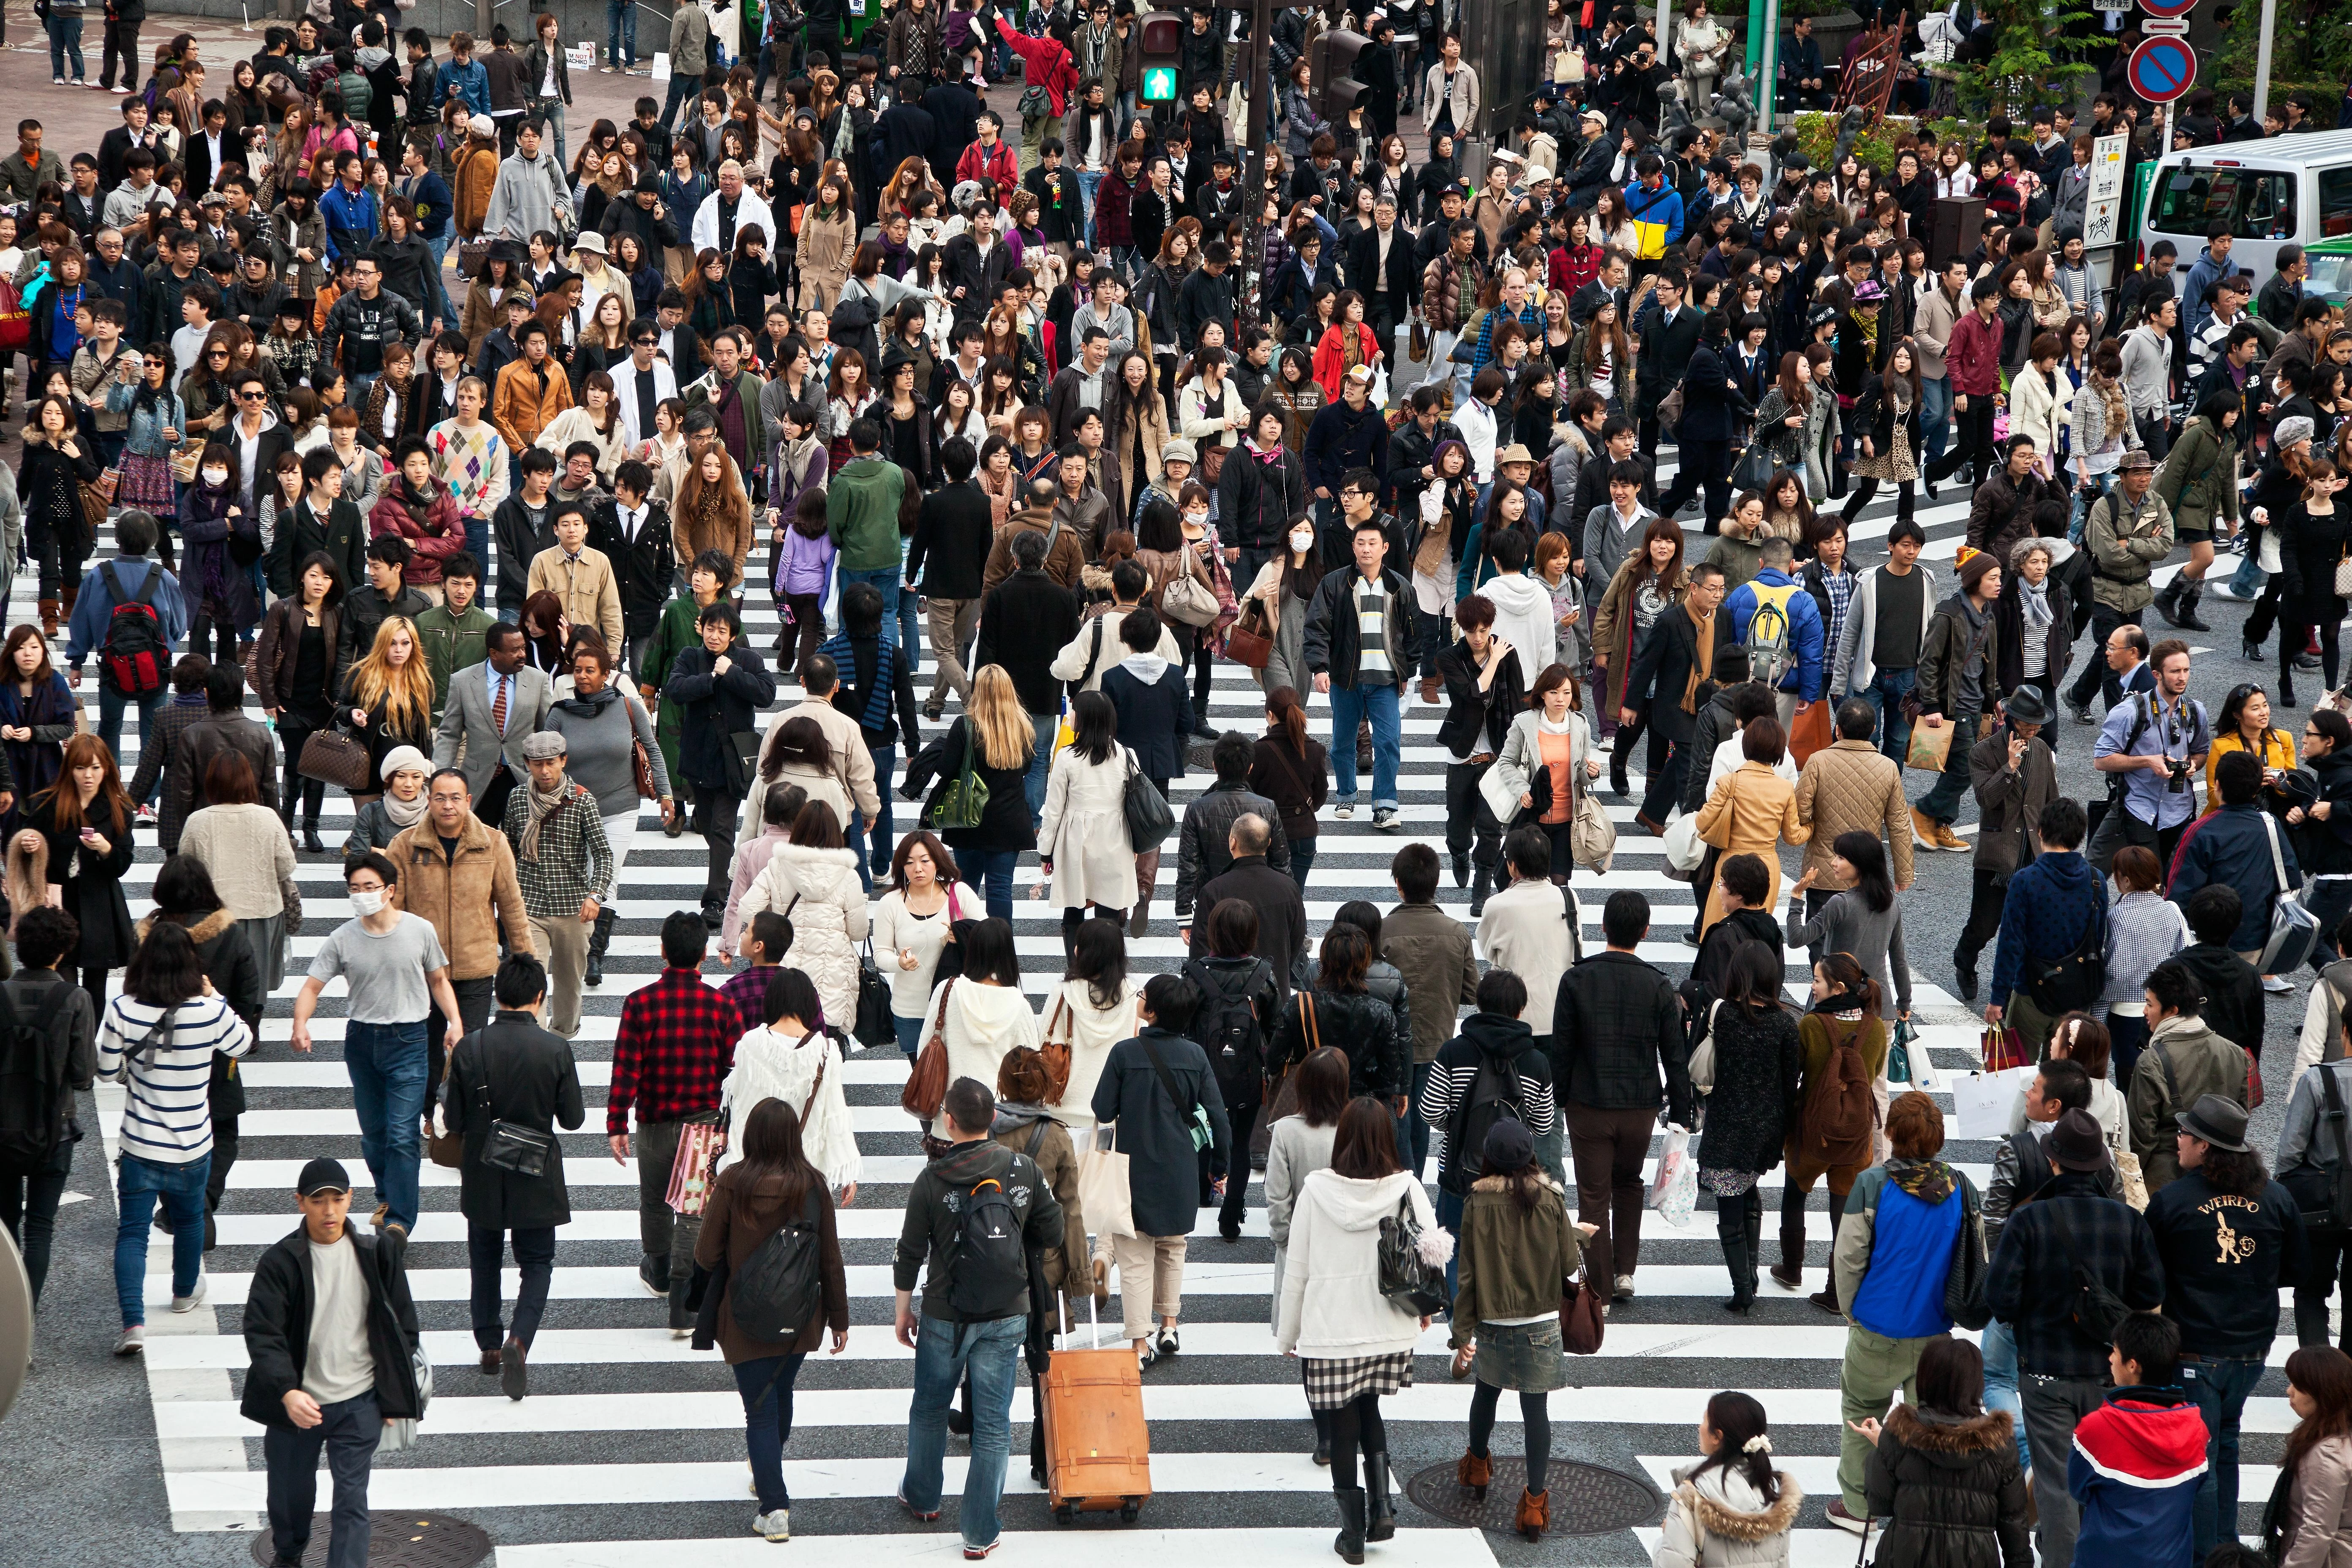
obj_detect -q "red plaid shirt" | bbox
[610,967,740,1134]
[719,965,828,1041]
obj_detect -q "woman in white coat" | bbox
[1276,1097,1449,1562]
[1480,664,1601,882]
[738,801,869,1033]
[1265,1048,1352,1462]
[1037,691,1141,935]
[1042,917,1142,1132]
[2007,332,2073,481]
[915,916,1041,1143]
[718,966,861,1201]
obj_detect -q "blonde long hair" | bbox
[966,665,1034,771]
[348,615,435,737]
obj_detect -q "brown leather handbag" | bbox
[297,730,375,792]
[1039,994,1074,1105]
[1560,1267,1607,1354]
[900,977,956,1123]
[1225,599,1274,670]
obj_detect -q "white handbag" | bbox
[1686,1001,1723,1095]
[1663,810,1709,874]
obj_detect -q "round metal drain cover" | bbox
[1406,1457,1664,1536]
[250,1512,492,1568]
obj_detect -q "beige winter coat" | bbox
[1655,1466,1803,1568]
[798,206,859,313]
[740,843,870,1032]
[1038,743,1140,912]
[2280,1432,2352,1568]
[1793,738,1915,891]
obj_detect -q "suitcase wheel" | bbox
[1053,1503,1075,1527]
[1120,1499,1142,1524]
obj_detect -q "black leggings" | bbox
[1469,1380,1552,1494]
[2285,609,2344,692]
[1324,1389,1389,1490]
[1841,476,1916,525]
[73,965,109,1018]
[187,612,241,670]
[277,721,328,823]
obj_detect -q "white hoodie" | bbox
[921,977,1042,1140]
[1479,571,1558,688]
[1041,976,1142,1130]
[1274,1168,1446,1358]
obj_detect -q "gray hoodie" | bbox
[482,146,574,242]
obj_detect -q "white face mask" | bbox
[349,888,386,917]
[1185,509,1209,528]
[201,466,229,486]
[1289,528,1316,553]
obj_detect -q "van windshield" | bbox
[2153,165,2298,240]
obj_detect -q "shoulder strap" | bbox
[1299,991,1321,1055]
[2262,811,2294,893]
[796,1028,827,1127]
[2160,1042,2181,1105]
[1135,1031,1198,1118]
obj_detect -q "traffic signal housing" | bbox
[1139,11,1183,106]
[1312,29,1371,123]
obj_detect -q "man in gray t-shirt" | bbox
[290,852,467,1238]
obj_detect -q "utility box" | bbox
[1460,0,1545,148]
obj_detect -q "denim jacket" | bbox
[106,383,187,460]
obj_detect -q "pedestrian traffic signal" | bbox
[1140,11,1183,105]
[1312,29,1372,123]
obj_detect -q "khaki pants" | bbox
[925,596,981,707]
[1838,1324,1932,1511]
[529,912,591,1038]
[1109,1231,1187,1341]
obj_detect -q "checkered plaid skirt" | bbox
[1301,1350,1416,1410]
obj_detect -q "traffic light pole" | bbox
[1239,0,1277,327]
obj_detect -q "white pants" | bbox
[601,811,639,901]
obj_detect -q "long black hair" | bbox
[1063,916,1128,1010]
[124,920,207,1010]
[1691,1390,1780,1502]
[1832,829,1894,915]
[956,917,1023,987]
[733,1095,824,1212]
[1720,941,1783,1016]
[1069,689,1118,765]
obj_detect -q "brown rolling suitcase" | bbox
[1037,1293,1152,1524]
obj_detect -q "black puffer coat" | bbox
[1864,1405,2033,1568]
[1271,987,1405,1100]
[1691,1001,1800,1178]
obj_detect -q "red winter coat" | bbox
[994,18,1079,115]
[368,480,466,586]
[956,138,1021,208]
[1945,307,2004,397]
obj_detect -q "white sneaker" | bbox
[2208,580,2254,601]
[757,1508,790,1542]
[115,1324,144,1355]
[171,1273,208,1312]
[2264,975,2296,994]
[1332,802,1355,819]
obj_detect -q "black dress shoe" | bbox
[301,825,326,855]
[1451,849,1470,888]
[1953,957,1979,1003]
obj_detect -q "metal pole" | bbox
[1757,0,1779,135]
[2251,0,2278,122]
[1241,0,1272,318]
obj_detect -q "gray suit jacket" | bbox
[432,664,553,798]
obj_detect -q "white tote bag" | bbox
[1075,1122,1135,1240]
[1663,810,1709,874]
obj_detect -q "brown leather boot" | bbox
[60,582,77,621]
[37,599,57,637]
[1456,1450,1492,1501]
[1130,849,1159,936]
[1516,1488,1549,1542]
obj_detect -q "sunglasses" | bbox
[238,390,268,401]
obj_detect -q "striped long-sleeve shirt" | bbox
[96,994,254,1165]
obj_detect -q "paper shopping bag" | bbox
[1982,1025,2034,1074]
[1076,1124,1135,1239]
[1905,716,1958,771]
[664,1120,723,1217]
[1951,1067,2035,1142]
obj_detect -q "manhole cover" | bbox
[1406,1457,1664,1536]
[250,1512,492,1568]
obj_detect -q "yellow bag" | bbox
[1631,220,1670,261]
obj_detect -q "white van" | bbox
[2139,130,2352,308]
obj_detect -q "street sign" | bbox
[2092,0,2132,10]
[2127,34,2197,103]
[2137,0,2197,16]
[2084,131,2131,246]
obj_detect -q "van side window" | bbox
[2321,168,2352,239]
[2155,167,2299,240]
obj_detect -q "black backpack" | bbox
[950,1162,1031,1319]
[1184,955,1268,1090]
[0,983,75,1178]
[97,561,169,700]
[730,1186,827,1343]
[1444,1045,1529,1196]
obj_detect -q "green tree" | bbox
[1951,0,2098,118]
[2210,0,2352,106]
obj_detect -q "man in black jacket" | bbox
[971,528,1083,822]
[442,953,585,1404]
[267,446,370,600]
[1198,814,1309,996]
[665,600,780,920]
[1176,240,1237,353]
[0,907,96,1305]
[609,461,675,678]
[1175,732,1291,926]
[1302,517,1421,831]
[243,1157,424,1568]
[1633,269,1705,457]
[1555,890,1691,1301]
[905,437,994,720]
[1345,195,1420,350]
[338,537,436,670]
[1622,561,1732,833]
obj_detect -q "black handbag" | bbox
[468,1045,556,1178]
[724,730,762,797]
[853,938,896,1048]
[1377,1192,1451,1317]
[2027,888,2108,1016]
[2048,1204,2133,1347]
[1122,756,1176,851]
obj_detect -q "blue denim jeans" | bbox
[2069,471,2114,544]
[607,0,638,66]
[115,1152,208,1326]
[1328,681,1401,809]
[98,686,163,777]
[961,847,1018,922]
[264,1388,382,1568]
[1437,1188,1465,1298]
[1858,666,1919,767]
[1979,1317,2031,1472]
[1407,1060,1434,1179]
[893,1013,925,1056]
[46,14,84,79]
[1077,168,1104,245]
[425,235,460,330]
[1920,374,1952,467]
[1916,709,1979,823]
[345,1020,429,1231]
[838,566,904,643]
[2184,1353,2265,1563]
[852,741,894,891]
[903,1312,1026,1549]
[2227,536,2267,597]
[735,1352,809,1513]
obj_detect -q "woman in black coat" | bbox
[1694,941,1802,1312]
[1102,605,1196,795]
[1841,346,1927,527]
[1269,923,1405,1102]
[15,735,139,1013]
[19,395,103,618]
[1217,406,1312,563]
[139,855,269,1249]
[2276,463,2352,701]
[901,667,1041,923]
[1857,1337,2032,1568]
[1658,314,1754,529]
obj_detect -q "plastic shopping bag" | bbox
[1951,1067,2035,1142]
[1646,1125,1697,1228]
